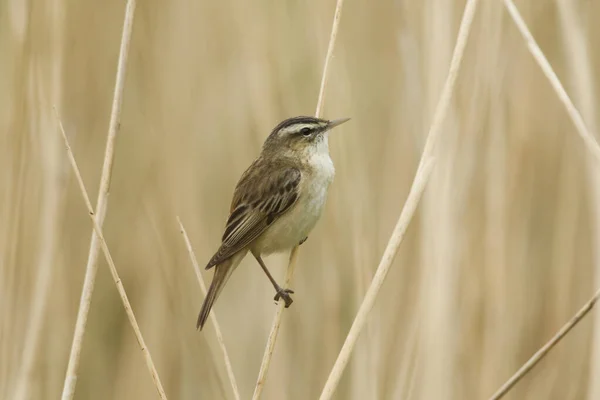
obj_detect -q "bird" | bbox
[197,115,350,330]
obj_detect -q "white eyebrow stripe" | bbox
[280,123,320,135]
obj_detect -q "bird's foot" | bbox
[274,287,295,308]
[299,237,308,245]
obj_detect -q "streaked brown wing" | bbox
[205,163,301,269]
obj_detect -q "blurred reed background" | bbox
[1,0,600,399]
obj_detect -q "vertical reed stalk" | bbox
[13,0,65,398]
[319,0,479,397]
[60,1,137,399]
[251,0,346,398]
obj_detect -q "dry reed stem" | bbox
[554,0,600,397]
[315,0,345,118]
[252,0,345,398]
[251,246,300,400]
[60,1,137,399]
[318,0,480,397]
[13,2,65,398]
[487,289,600,400]
[486,1,600,399]
[502,0,600,163]
[177,218,240,400]
[14,107,63,400]
[55,110,168,399]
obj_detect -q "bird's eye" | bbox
[300,127,312,136]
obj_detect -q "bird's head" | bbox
[262,116,350,157]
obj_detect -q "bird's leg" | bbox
[299,237,308,245]
[252,252,294,308]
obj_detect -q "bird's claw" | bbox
[274,288,294,308]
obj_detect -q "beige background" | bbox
[2,0,600,399]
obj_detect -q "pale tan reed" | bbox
[315,0,345,118]
[487,1,600,398]
[252,246,300,400]
[318,0,480,398]
[12,1,65,398]
[177,218,240,400]
[55,111,168,399]
[554,0,600,397]
[488,293,600,400]
[251,0,346,398]
[4,1,600,399]
[60,1,137,399]
[501,0,600,163]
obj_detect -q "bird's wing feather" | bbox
[205,163,301,269]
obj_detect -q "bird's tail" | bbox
[197,252,244,330]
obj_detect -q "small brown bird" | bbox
[197,116,350,330]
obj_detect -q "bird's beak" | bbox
[327,117,351,130]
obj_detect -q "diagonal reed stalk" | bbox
[55,111,168,399]
[318,0,480,398]
[177,218,240,400]
[251,0,346,398]
[487,292,600,400]
[60,1,137,399]
[486,1,600,399]
[501,0,600,163]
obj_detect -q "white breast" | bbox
[255,140,335,255]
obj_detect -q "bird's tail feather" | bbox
[197,252,243,330]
